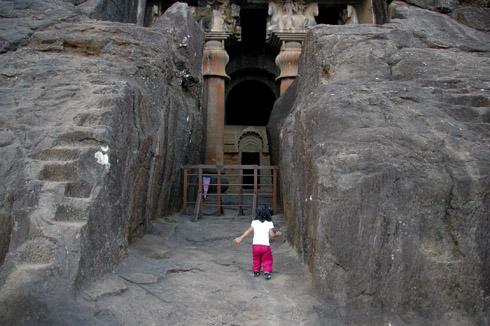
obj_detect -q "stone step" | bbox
[73,109,112,127]
[55,220,87,228]
[57,127,108,146]
[54,198,90,222]
[38,162,78,182]
[64,180,93,198]
[14,237,57,265]
[443,93,489,107]
[30,147,81,162]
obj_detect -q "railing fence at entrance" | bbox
[182,165,278,221]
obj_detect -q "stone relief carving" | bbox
[267,0,319,35]
[238,129,264,153]
[191,0,241,38]
[338,5,359,25]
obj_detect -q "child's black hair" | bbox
[255,205,272,223]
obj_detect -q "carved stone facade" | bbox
[266,0,319,37]
[191,0,241,38]
[151,0,375,165]
[339,5,359,24]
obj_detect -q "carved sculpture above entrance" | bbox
[266,0,319,37]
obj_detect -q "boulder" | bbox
[82,0,139,23]
[451,6,490,31]
[269,2,490,324]
[0,1,204,324]
[403,0,461,13]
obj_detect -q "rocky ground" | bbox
[69,213,342,326]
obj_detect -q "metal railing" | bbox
[182,164,279,221]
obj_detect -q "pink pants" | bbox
[252,245,273,273]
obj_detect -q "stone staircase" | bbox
[7,127,109,291]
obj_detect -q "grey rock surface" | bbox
[74,214,339,326]
[451,6,490,31]
[81,275,128,301]
[0,1,204,324]
[269,2,490,325]
[404,0,461,13]
[81,0,139,23]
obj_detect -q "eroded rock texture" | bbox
[269,2,490,324]
[0,1,203,324]
[451,7,490,32]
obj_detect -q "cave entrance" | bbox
[222,5,279,169]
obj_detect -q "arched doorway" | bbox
[238,131,264,188]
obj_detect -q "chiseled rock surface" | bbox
[451,6,490,32]
[403,0,460,13]
[269,2,489,324]
[78,0,139,23]
[0,1,203,324]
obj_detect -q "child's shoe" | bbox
[264,272,272,280]
[253,271,261,277]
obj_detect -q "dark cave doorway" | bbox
[225,80,276,126]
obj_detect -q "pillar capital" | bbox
[275,40,302,81]
[269,32,306,95]
[202,34,230,79]
[265,0,319,94]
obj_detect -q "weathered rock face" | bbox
[80,0,139,23]
[0,1,203,324]
[269,2,490,324]
[404,0,460,13]
[451,7,490,32]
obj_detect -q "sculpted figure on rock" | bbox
[339,5,359,25]
[267,0,319,35]
[191,0,241,36]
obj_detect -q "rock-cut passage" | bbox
[76,214,342,326]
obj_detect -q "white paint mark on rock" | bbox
[95,151,110,168]
[101,145,109,152]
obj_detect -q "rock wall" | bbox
[0,1,204,324]
[70,0,139,23]
[269,2,490,324]
[83,0,139,23]
[401,0,490,31]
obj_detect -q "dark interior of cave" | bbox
[225,80,276,125]
[226,7,278,126]
[317,5,345,24]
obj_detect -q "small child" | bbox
[234,207,282,280]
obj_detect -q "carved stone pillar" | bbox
[275,40,303,95]
[202,36,230,164]
[137,0,146,26]
[266,0,319,95]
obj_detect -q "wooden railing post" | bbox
[198,168,203,195]
[194,168,203,221]
[253,166,258,218]
[272,167,277,214]
[239,168,243,215]
[253,166,258,194]
[183,168,188,210]
[217,167,223,215]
